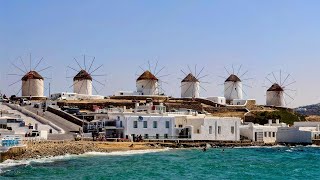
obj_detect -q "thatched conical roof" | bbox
[21,71,44,81]
[136,71,158,81]
[225,74,241,82]
[181,73,199,82]
[267,83,284,92]
[73,70,92,81]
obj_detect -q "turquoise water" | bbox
[1,146,320,180]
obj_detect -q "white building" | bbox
[206,97,226,105]
[224,74,243,102]
[21,71,44,97]
[240,120,287,144]
[136,71,159,96]
[73,70,93,95]
[266,83,285,107]
[276,121,320,144]
[181,73,200,98]
[50,92,104,101]
[87,104,241,141]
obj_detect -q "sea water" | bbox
[0,146,320,180]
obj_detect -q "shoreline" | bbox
[1,140,319,165]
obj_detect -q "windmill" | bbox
[67,55,106,95]
[219,65,252,103]
[135,61,169,96]
[7,54,51,98]
[264,70,296,107]
[180,65,208,98]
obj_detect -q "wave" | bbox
[0,148,170,172]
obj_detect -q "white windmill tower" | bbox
[220,65,252,104]
[8,54,51,98]
[180,65,208,98]
[136,61,169,96]
[68,55,105,95]
[264,70,296,107]
[136,70,159,96]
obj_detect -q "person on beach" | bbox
[203,147,207,152]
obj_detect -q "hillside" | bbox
[295,103,320,116]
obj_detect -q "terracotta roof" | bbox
[267,83,284,91]
[181,73,199,82]
[73,70,92,81]
[21,71,44,81]
[136,71,158,81]
[225,74,241,82]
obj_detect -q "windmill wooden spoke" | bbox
[196,67,204,78]
[283,95,288,106]
[280,70,282,85]
[139,66,145,72]
[42,77,52,79]
[9,79,21,87]
[218,76,227,79]
[199,84,207,92]
[37,66,52,73]
[93,79,105,86]
[12,63,26,74]
[15,87,22,96]
[224,83,234,92]
[148,61,151,72]
[183,83,193,96]
[69,80,81,89]
[199,81,210,84]
[19,56,28,72]
[74,58,83,70]
[284,91,295,101]
[155,67,165,76]
[91,74,107,77]
[198,74,209,80]
[33,57,43,71]
[239,70,248,78]
[83,55,87,71]
[29,53,32,71]
[154,61,158,74]
[92,84,99,94]
[181,70,188,76]
[87,57,95,72]
[229,84,235,99]
[187,65,192,74]
[195,64,197,77]
[241,78,254,81]
[283,88,297,91]
[157,74,170,78]
[232,64,234,74]
[237,64,242,76]
[90,65,103,75]
[265,77,274,85]
[272,72,278,84]
[67,66,79,72]
[224,66,230,75]
[281,74,290,86]
[159,80,169,85]
[283,81,296,88]
[237,83,247,97]
[180,83,190,88]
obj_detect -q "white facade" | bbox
[50,92,104,101]
[231,99,247,106]
[114,91,142,96]
[240,120,286,144]
[266,91,285,107]
[136,80,159,95]
[207,97,226,105]
[73,79,92,95]
[224,81,243,102]
[22,79,44,97]
[276,127,320,144]
[181,82,200,98]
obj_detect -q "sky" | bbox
[1,0,320,108]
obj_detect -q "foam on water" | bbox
[0,148,170,172]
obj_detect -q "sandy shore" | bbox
[4,141,163,161]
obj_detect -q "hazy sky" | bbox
[1,0,320,108]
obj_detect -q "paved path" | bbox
[25,106,81,134]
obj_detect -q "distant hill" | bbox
[295,103,320,116]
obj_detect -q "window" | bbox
[264,132,267,137]
[156,134,159,139]
[273,132,275,137]
[231,126,235,134]
[218,126,221,134]
[197,129,200,133]
[144,134,149,139]
[164,134,168,139]
[153,121,157,128]
[209,126,212,134]
[165,121,170,128]
[133,121,138,128]
[120,121,123,127]
[269,132,271,137]
[143,121,148,128]
[178,124,183,128]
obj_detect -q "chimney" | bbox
[268,119,272,125]
[276,119,280,124]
